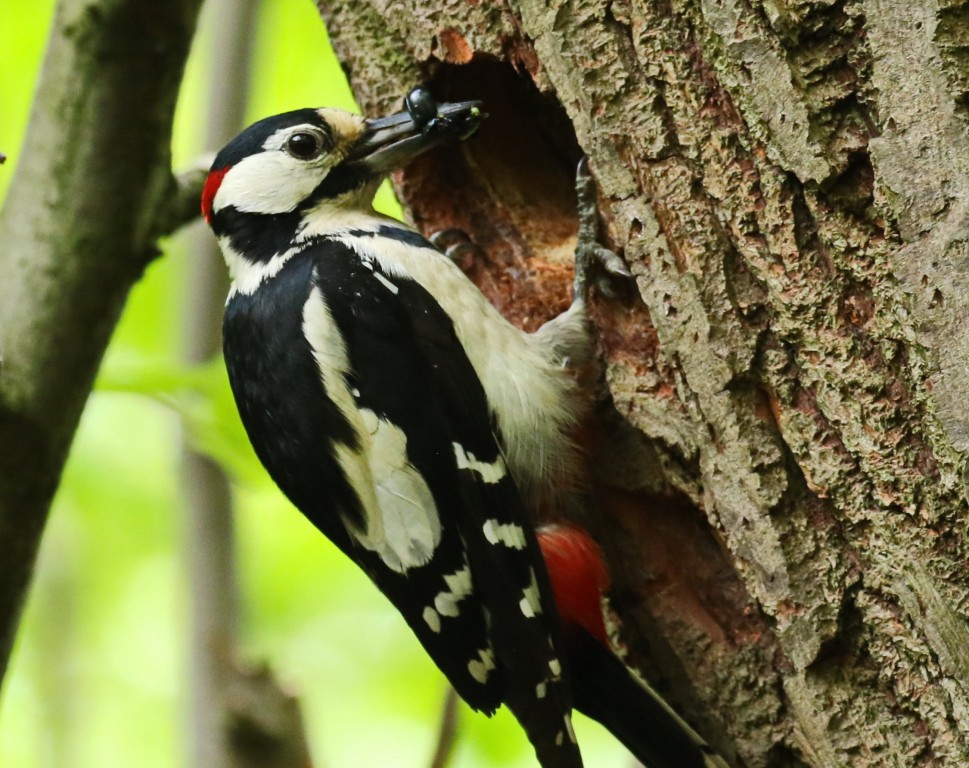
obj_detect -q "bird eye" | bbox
[286,131,324,160]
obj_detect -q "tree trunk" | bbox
[0,0,204,681]
[317,1,969,765]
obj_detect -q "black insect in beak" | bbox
[345,88,486,174]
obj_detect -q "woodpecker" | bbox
[537,524,730,768]
[203,92,594,767]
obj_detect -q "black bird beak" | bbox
[345,96,486,173]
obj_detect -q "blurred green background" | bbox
[0,3,625,767]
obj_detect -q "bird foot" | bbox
[574,157,631,303]
[429,228,487,272]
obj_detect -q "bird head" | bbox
[201,97,485,254]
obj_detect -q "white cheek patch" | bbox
[214,148,328,216]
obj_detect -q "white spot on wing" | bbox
[434,566,473,617]
[564,715,577,744]
[468,648,496,684]
[535,681,547,699]
[482,519,527,549]
[519,568,542,618]
[548,658,562,679]
[423,607,441,634]
[453,443,506,484]
[373,271,399,294]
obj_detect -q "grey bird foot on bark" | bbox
[574,157,631,303]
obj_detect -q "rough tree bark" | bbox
[0,0,204,681]
[317,1,969,766]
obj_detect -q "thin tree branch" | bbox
[180,0,254,765]
[427,686,461,768]
[158,164,210,239]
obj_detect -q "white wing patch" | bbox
[453,442,507,484]
[482,519,527,549]
[302,286,441,574]
[361,408,442,572]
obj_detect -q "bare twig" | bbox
[179,0,255,766]
[156,164,210,239]
[427,686,461,768]
[223,662,316,768]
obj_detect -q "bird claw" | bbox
[574,157,631,303]
[429,228,487,270]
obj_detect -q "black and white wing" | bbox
[306,240,581,764]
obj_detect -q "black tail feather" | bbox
[570,632,726,768]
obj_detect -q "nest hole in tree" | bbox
[393,55,584,331]
[395,56,755,660]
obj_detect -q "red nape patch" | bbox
[201,166,230,224]
[537,524,611,645]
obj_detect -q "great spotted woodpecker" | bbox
[202,90,720,767]
[203,93,587,767]
[537,524,730,768]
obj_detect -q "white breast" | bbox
[330,221,584,503]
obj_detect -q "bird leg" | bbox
[573,157,630,305]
